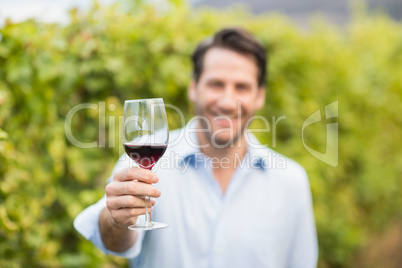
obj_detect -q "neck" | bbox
[196,122,248,193]
[196,123,248,162]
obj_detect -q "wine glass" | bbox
[122,98,169,230]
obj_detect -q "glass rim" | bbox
[124,98,164,103]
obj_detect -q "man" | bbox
[74,28,318,267]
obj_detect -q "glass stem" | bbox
[144,196,150,225]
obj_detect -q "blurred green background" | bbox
[1,0,402,267]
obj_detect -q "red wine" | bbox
[124,143,167,170]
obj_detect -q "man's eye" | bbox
[236,84,250,91]
[209,82,223,88]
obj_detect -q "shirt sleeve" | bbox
[73,155,145,259]
[288,169,319,268]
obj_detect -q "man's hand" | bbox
[99,167,161,252]
[105,167,161,228]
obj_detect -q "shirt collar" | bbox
[171,120,269,172]
[244,132,270,172]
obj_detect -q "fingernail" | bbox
[156,190,161,197]
[151,200,156,206]
[152,176,159,183]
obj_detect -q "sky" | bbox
[0,0,117,25]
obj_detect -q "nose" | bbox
[216,86,238,113]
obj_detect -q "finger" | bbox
[107,195,154,210]
[106,181,161,198]
[110,207,153,224]
[113,167,158,184]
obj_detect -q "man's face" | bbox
[189,47,265,147]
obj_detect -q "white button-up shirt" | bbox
[74,122,318,268]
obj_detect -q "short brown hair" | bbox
[191,28,267,87]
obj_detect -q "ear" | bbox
[188,79,197,103]
[255,87,266,110]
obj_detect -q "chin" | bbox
[210,133,241,148]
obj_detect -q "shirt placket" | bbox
[203,159,251,268]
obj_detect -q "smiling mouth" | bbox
[213,115,242,127]
[214,118,232,127]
